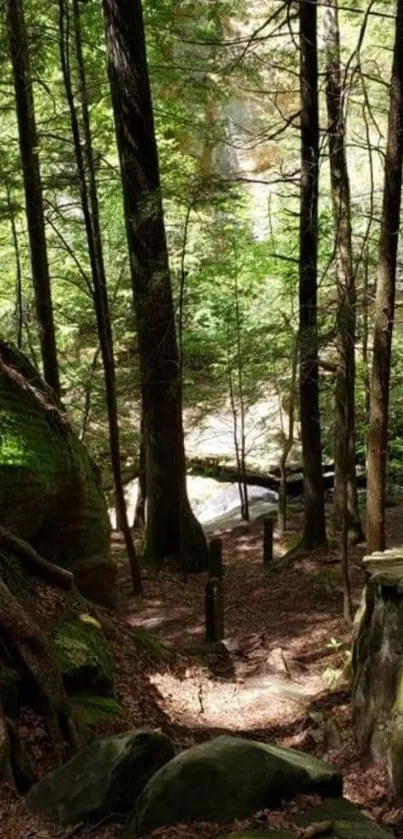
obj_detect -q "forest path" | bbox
[110,503,403,835]
[115,511,366,736]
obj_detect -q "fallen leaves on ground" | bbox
[4,505,403,836]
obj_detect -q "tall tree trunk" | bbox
[133,412,146,529]
[101,0,208,571]
[6,186,23,349]
[58,0,142,594]
[367,0,403,552]
[299,0,327,549]
[6,0,60,397]
[324,0,363,545]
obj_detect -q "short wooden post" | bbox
[208,537,223,579]
[263,517,273,565]
[205,577,224,642]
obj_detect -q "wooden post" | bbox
[263,517,273,565]
[205,577,224,642]
[208,537,223,579]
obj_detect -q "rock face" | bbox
[224,797,393,838]
[0,342,115,607]
[131,735,342,836]
[351,548,403,793]
[26,730,175,826]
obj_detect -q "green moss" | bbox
[133,628,173,663]
[314,567,342,592]
[55,614,115,695]
[71,694,123,726]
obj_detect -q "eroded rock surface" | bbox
[352,548,403,793]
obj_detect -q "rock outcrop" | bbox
[351,548,403,794]
[0,342,115,607]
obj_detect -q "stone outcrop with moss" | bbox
[0,342,115,606]
[351,548,403,794]
[131,735,342,836]
[26,730,175,826]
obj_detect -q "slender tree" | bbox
[5,0,60,396]
[299,0,327,548]
[367,0,403,552]
[324,0,363,550]
[133,412,146,529]
[101,0,208,570]
[58,0,142,593]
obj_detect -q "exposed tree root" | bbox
[0,576,81,770]
[0,526,74,590]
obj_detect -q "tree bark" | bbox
[5,0,60,396]
[299,0,327,549]
[58,0,142,593]
[133,413,146,529]
[367,0,403,552]
[101,0,208,571]
[324,0,363,545]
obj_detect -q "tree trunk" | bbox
[58,0,142,593]
[5,0,60,397]
[277,328,298,533]
[299,0,327,549]
[367,0,403,553]
[101,0,207,571]
[324,0,363,545]
[133,413,146,529]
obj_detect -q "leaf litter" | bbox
[3,507,403,836]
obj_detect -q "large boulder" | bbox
[131,735,342,836]
[224,797,393,838]
[0,342,115,607]
[351,548,403,793]
[26,730,174,826]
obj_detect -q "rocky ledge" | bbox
[352,547,403,794]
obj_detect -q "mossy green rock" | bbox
[54,614,114,696]
[295,798,393,838]
[224,798,393,838]
[131,735,342,836]
[351,571,403,793]
[26,730,175,826]
[0,344,116,607]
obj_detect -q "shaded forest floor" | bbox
[4,502,403,837]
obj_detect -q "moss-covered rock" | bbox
[351,552,403,793]
[131,735,342,836]
[295,797,393,838]
[224,798,393,838]
[0,343,115,607]
[26,729,175,826]
[70,695,122,727]
[54,614,115,696]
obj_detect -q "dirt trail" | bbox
[4,505,403,838]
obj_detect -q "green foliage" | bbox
[0,0,399,493]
